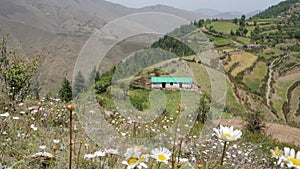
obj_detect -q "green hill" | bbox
[254,0,300,18]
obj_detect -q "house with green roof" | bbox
[151,77,193,89]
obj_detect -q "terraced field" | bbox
[243,61,268,93]
[225,52,258,76]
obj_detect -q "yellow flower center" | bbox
[273,149,281,156]
[140,157,146,162]
[128,158,138,165]
[158,154,167,161]
[287,158,300,166]
[224,133,233,139]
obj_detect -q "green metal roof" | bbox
[151,77,192,83]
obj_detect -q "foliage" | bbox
[58,78,72,102]
[245,110,266,133]
[95,67,115,94]
[73,71,86,97]
[196,94,210,123]
[151,35,195,56]
[254,0,300,18]
[0,31,40,102]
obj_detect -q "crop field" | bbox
[243,61,268,93]
[225,52,258,76]
[210,21,239,34]
[290,87,300,116]
[188,62,211,94]
[272,72,300,119]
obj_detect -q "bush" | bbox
[245,110,266,133]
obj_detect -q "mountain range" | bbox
[193,8,262,19]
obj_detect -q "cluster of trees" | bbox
[0,30,40,106]
[151,35,195,56]
[254,0,299,18]
[58,67,100,102]
[231,15,248,36]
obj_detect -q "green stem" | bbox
[219,141,227,169]
[157,162,162,169]
[69,109,73,169]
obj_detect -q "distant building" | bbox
[151,77,193,89]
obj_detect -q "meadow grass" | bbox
[235,36,251,44]
[225,79,246,115]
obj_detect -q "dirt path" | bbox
[266,60,275,108]
[214,119,300,147]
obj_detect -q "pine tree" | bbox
[88,66,99,86]
[59,78,72,102]
[73,71,86,97]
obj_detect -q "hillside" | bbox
[0,0,207,95]
[92,0,300,129]
[254,0,300,18]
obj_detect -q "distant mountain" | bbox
[0,0,206,33]
[139,5,208,20]
[213,11,243,19]
[254,0,300,18]
[0,0,207,95]
[193,8,220,16]
[192,8,262,19]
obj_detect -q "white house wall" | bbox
[151,83,162,88]
[166,83,180,88]
[182,83,192,89]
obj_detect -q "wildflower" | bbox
[39,145,47,150]
[94,150,106,157]
[84,153,96,159]
[12,117,19,120]
[270,146,282,159]
[106,148,119,155]
[30,124,37,131]
[278,147,300,168]
[213,125,242,142]
[122,147,148,169]
[31,152,54,159]
[53,139,60,144]
[150,147,171,164]
[0,112,9,117]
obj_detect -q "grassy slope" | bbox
[243,61,268,93]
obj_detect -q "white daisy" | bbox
[84,153,96,159]
[0,112,9,117]
[94,150,106,157]
[31,152,54,159]
[150,147,171,164]
[280,147,300,168]
[270,146,282,159]
[39,145,46,150]
[122,147,148,169]
[53,139,60,144]
[213,125,242,142]
[106,148,119,155]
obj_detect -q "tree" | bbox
[0,31,40,102]
[233,18,238,24]
[88,66,99,87]
[196,94,210,123]
[73,71,86,97]
[59,78,72,102]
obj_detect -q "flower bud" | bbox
[66,103,75,111]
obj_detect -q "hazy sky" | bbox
[105,0,284,12]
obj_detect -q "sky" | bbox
[105,0,284,13]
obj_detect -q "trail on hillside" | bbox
[266,60,275,108]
